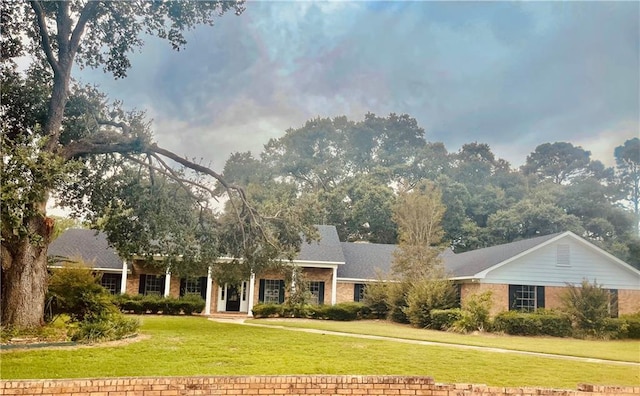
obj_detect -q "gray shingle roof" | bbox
[297,225,345,263]
[339,242,396,279]
[48,229,123,270]
[48,227,567,280]
[444,233,562,278]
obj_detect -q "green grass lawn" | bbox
[248,318,640,363]
[1,316,638,388]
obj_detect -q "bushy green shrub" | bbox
[404,278,458,328]
[493,310,572,337]
[561,279,611,337]
[141,295,163,314]
[620,313,640,339]
[70,315,139,343]
[113,294,204,315]
[536,310,573,337]
[252,303,282,318]
[362,282,390,319]
[47,264,118,322]
[323,302,366,321]
[179,294,206,315]
[450,292,492,333]
[430,308,463,330]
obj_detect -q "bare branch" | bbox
[95,118,132,136]
[30,1,61,75]
[60,131,143,159]
[148,153,220,203]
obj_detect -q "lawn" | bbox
[1,316,638,388]
[248,318,640,363]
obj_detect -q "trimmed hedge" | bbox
[493,310,572,337]
[112,294,205,315]
[252,303,282,318]
[252,302,368,321]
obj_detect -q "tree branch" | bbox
[68,1,99,59]
[30,1,61,76]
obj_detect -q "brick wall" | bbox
[1,376,638,396]
[336,281,356,304]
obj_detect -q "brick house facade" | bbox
[49,227,640,317]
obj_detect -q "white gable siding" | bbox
[481,236,640,289]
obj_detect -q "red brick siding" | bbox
[1,376,637,396]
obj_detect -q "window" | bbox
[556,244,571,267]
[308,281,325,305]
[509,285,545,312]
[101,273,122,294]
[608,289,619,318]
[354,283,365,302]
[180,277,207,300]
[259,279,284,304]
[139,274,165,296]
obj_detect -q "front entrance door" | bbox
[225,285,241,312]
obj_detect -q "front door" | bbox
[225,285,241,312]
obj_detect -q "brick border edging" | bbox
[1,376,638,395]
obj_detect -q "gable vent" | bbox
[556,244,571,267]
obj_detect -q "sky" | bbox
[77,1,639,171]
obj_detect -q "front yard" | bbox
[1,316,638,388]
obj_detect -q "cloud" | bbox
[76,1,639,170]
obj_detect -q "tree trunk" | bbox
[1,208,52,328]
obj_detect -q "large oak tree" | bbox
[1,1,313,329]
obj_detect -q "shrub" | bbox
[362,282,390,319]
[179,294,206,315]
[47,264,118,322]
[70,315,139,343]
[388,281,410,324]
[308,304,329,319]
[620,313,640,339]
[451,291,492,333]
[493,311,539,336]
[536,310,573,337]
[162,298,182,315]
[561,279,611,337]
[404,278,458,328]
[323,302,365,321]
[141,295,163,314]
[252,303,282,318]
[493,310,572,337]
[430,308,463,331]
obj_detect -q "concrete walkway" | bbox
[208,317,640,367]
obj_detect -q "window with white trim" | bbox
[264,279,282,304]
[509,285,545,312]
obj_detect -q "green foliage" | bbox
[322,303,366,321]
[251,304,283,318]
[112,294,205,315]
[404,278,458,328]
[493,310,572,337]
[450,291,493,333]
[392,181,446,279]
[561,279,612,337]
[47,264,118,322]
[620,313,640,339]
[429,308,463,331]
[70,315,139,343]
[361,282,390,319]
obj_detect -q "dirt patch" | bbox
[1,333,149,353]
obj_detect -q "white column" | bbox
[204,266,212,315]
[331,266,338,305]
[120,261,128,295]
[164,269,171,297]
[247,272,256,317]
